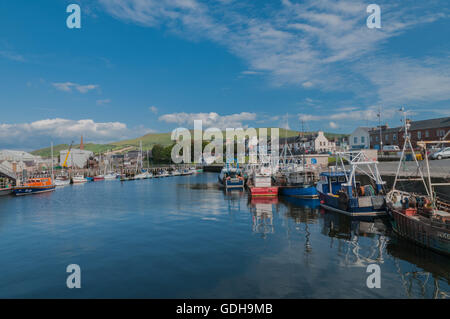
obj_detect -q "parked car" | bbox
[382,145,400,151]
[430,147,450,160]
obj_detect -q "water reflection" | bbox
[248,197,278,238]
[387,237,449,298]
[241,192,448,298]
[0,173,447,298]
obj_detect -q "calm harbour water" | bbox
[0,173,448,298]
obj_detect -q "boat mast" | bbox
[377,106,383,151]
[51,142,54,182]
[392,107,431,197]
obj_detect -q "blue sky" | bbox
[0,0,449,149]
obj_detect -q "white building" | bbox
[277,131,336,154]
[0,150,41,162]
[349,127,371,150]
[60,149,93,168]
[313,131,336,153]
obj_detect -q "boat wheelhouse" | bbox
[316,151,387,217]
[279,170,318,198]
[247,165,278,197]
[218,163,245,190]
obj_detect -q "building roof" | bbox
[351,127,371,134]
[369,116,450,135]
[0,150,41,161]
[60,149,93,155]
[279,133,319,145]
[409,116,450,130]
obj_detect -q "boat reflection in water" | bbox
[386,237,450,298]
[248,196,278,237]
[279,197,321,256]
[321,211,389,266]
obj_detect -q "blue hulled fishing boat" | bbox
[316,151,387,218]
[218,162,245,190]
[279,170,318,198]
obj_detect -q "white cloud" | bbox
[52,82,99,93]
[98,0,450,106]
[298,105,396,124]
[0,118,153,150]
[329,121,338,129]
[241,70,261,75]
[357,57,450,105]
[158,112,257,129]
[96,99,111,105]
[0,50,26,62]
[149,106,158,114]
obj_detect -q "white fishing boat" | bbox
[72,175,87,184]
[54,176,70,187]
[135,171,151,180]
[171,170,181,176]
[104,172,116,180]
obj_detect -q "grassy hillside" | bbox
[31,128,348,157]
[32,143,118,157]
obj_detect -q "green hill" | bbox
[31,128,348,157]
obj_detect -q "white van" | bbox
[382,145,400,151]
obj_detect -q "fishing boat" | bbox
[104,172,116,180]
[54,176,71,187]
[276,127,318,198]
[159,170,170,178]
[279,170,318,199]
[218,163,245,190]
[247,166,278,197]
[0,186,13,196]
[93,175,105,181]
[135,170,151,180]
[72,175,88,184]
[386,110,450,256]
[14,177,56,196]
[0,178,14,196]
[316,151,387,217]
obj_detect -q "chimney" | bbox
[80,135,84,150]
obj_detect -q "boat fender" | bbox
[360,186,365,196]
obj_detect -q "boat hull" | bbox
[279,185,318,198]
[54,181,70,187]
[14,185,55,196]
[0,188,13,196]
[389,206,450,256]
[249,186,278,197]
[318,192,387,217]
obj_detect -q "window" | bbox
[385,134,389,141]
[393,134,397,141]
[361,136,365,144]
[417,131,422,139]
[425,130,429,138]
[436,130,446,137]
[376,136,379,141]
[354,137,358,144]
